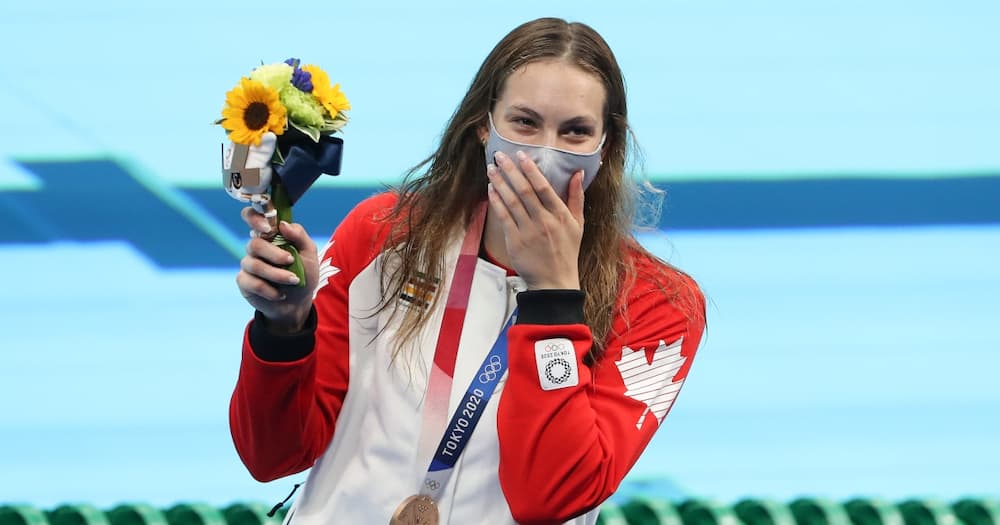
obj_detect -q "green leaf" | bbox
[288,119,321,142]
[321,113,349,132]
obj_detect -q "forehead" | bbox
[496,60,606,121]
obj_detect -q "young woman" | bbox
[231,17,706,525]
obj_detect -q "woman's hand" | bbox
[486,150,584,291]
[235,207,319,332]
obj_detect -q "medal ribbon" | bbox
[415,202,516,501]
[421,313,513,500]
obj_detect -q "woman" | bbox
[231,17,705,525]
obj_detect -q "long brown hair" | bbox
[377,18,692,361]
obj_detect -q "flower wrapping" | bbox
[217,58,350,286]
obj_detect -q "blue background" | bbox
[1,0,998,508]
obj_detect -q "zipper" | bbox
[506,277,526,322]
[507,276,527,294]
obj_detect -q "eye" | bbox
[511,116,537,128]
[564,125,595,137]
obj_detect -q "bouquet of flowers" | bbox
[217,58,350,286]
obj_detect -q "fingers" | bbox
[246,235,294,265]
[488,152,571,224]
[486,170,586,247]
[241,245,301,284]
[236,269,286,302]
[487,151,548,228]
[242,207,316,257]
[486,164,530,228]
[278,221,318,259]
[511,151,565,211]
[241,207,272,237]
[566,170,585,226]
[487,182,518,240]
[240,236,301,297]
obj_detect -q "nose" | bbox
[538,128,560,149]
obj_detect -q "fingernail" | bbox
[487,182,495,194]
[494,151,505,163]
[515,150,526,161]
[486,164,498,177]
[288,274,300,285]
[261,223,272,233]
[286,254,295,264]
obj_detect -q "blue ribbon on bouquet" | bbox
[274,135,344,205]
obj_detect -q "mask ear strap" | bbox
[476,112,494,147]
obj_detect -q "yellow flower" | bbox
[221,77,286,146]
[301,64,351,118]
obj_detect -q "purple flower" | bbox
[285,57,314,93]
[291,68,313,93]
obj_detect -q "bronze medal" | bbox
[389,495,439,525]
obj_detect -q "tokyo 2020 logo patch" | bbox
[544,358,572,384]
[534,338,579,391]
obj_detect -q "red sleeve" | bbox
[496,265,706,524]
[229,192,397,482]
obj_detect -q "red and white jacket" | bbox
[230,192,705,525]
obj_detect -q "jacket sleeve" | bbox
[228,193,396,481]
[496,271,706,524]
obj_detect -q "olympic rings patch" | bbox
[479,355,504,383]
[544,341,566,353]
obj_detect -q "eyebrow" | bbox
[507,105,597,127]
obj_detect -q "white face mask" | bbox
[485,113,605,201]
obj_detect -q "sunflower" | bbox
[221,77,287,146]
[301,64,351,118]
